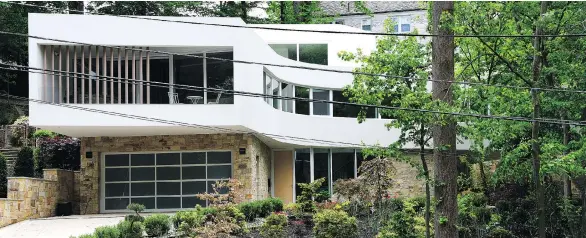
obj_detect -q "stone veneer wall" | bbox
[0,169,76,227]
[248,136,271,200]
[79,134,271,214]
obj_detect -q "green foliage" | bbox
[377,211,417,238]
[313,209,358,238]
[14,147,34,177]
[75,234,96,238]
[124,214,144,223]
[32,129,57,139]
[0,104,19,125]
[266,1,332,24]
[238,197,284,221]
[143,214,171,237]
[259,212,288,238]
[116,221,143,238]
[93,225,120,238]
[0,153,6,198]
[37,137,80,171]
[296,177,326,213]
[172,209,205,234]
[127,203,145,214]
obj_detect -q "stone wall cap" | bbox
[7,177,59,182]
[43,168,78,172]
[0,198,24,202]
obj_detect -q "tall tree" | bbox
[266,1,332,24]
[431,2,458,238]
[340,19,432,238]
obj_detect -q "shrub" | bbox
[116,221,143,238]
[76,234,96,238]
[93,225,120,238]
[0,153,7,198]
[14,147,34,177]
[10,116,32,147]
[143,214,171,237]
[486,227,515,238]
[238,197,284,221]
[376,211,417,238]
[313,209,358,238]
[32,129,57,139]
[125,203,145,223]
[172,210,205,234]
[37,137,80,171]
[297,178,326,213]
[260,212,288,238]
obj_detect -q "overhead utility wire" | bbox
[7,1,586,38]
[0,91,468,158]
[3,63,585,127]
[1,31,585,96]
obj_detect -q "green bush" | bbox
[10,116,31,147]
[14,147,34,177]
[93,225,120,238]
[297,178,326,213]
[238,198,284,221]
[313,209,358,238]
[0,153,7,198]
[32,129,57,139]
[116,221,143,238]
[124,214,144,223]
[260,213,288,238]
[143,214,171,237]
[377,211,417,238]
[76,234,96,238]
[486,227,516,238]
[172,210,205,234]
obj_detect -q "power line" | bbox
[2,63,586,127]
[7,1,586,39]
[1,31,585,96]
[0,91,469,158]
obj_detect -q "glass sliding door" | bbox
[206,52,234,104]
[143,58,169,104]
[313,148,330,195]
[331,149,355,187]
[174,55,204,104]
[295,149,311,198]
[295,86,310,115]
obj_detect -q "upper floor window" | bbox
[391,16,411,33]
[361,18,372,31]
[269,44,328,65]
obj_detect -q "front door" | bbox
[273,151,294,204]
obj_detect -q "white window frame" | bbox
[361,18,372,31]
[100,150,232,213]
[391,15,412,33]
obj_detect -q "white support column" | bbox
[329,90,333,117]
[309,148,314,182]
[309,88,313,116]
[169,54,174,100]
[292,150,297,202]
[203,53,207,104]
[278,81,282,111]
[354,149,358,178]
[292,85,296,114]
[328,150,333,193]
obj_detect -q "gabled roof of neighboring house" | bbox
[320,1,425,16]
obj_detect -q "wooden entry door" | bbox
[273,151,294,204]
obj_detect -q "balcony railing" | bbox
[40,45,234,105]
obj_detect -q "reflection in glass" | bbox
[207,52,234,104]
[269,44,297,60]
[312,89,330,116]
[356,150,375,176]
[314,149,330,194]
[281,82,294,113]
[295,149,311,197]
[264,73,272,105]
[332,149,355,185]
[295,86,309,115]
[272,77,280,109]
[299,44,328,65]
[174,54,203,104]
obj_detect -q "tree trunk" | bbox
[531,2,548,238]
[563,112,571,198]
[280,2,285,23]
[420,124,431,238]
[431,2,458,238]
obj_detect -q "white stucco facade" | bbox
[28,14,469,150]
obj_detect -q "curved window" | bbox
[269,44,328,65]
[295,86,310,115]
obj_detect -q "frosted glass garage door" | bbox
[102,151,231,211]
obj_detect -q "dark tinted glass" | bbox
[131,167,155,181]
[182,152,205,164]
[157,197,181,209]
[208,165,231,179]
[157,182,181,195]
[157,167,180,180]
[295,149,311,197]
[314,149,329,193]
[332,149,355,183]
[156,153,180,165]
[105,198,129,210]
[182,181,206,195]
[131,197,155,209]
[299,44,328,65]
[295,86,309,115]
[105,168,129,182]
[182,197,206,208]
[105,154,129,167]
[207,152,231,164]
[131,182,155,196]
[131,154,155,166]
[182,166,206,180]
[105,183,129,197]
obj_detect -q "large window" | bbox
[270,43,328,65]
[174,55,204,104]
[332,148,355,185]
[295,86,310,115]
[295,149,311,197]
[313,149,330,194]
[312,89,331,116]
[272,77,280,109]
[299,44,328,65]
[103,151,231,212]
[206,52,234,104]
[281,82,294,113]
[391,16,411,33]
[361,18,372,31]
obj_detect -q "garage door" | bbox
[101,151,232,212]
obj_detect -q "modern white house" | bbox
[28,14,469,213]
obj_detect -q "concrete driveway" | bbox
[0,214,127,238]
